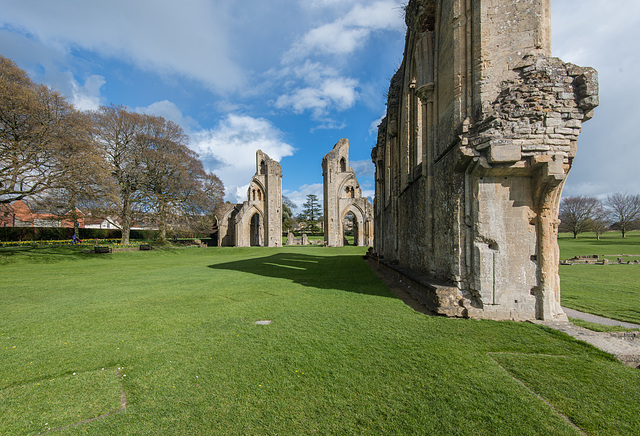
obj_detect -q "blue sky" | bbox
[1,0,638,211]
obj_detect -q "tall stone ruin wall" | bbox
[322,139,374,247]
[215,150,282,247]
[371,0,598,321]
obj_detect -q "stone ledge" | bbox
[366,255,465,317]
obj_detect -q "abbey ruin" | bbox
[215,150,283,247]
[323,139,374,247]
[371,0,598,321]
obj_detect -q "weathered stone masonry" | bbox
[322,139,374,247]
[371,0,598,321]
[215,150,282,247]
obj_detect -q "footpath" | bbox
[534,308,640,369]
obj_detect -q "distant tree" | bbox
[605,193,640,238]
[300,194,321,222]
[299,194,322,233]
[178,170,225,237]
[559,196,602,238]
[137,114,193,242]
[589,218,609,241]
[282,195,297,232]
[580,199,608,241]
[0,55,86,205]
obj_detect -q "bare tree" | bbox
[138,115,208,241]
[91,105,145,245]
[0,55,82,204]
[605,193,640,238]
[178,169,224,237]
[559,196,602,239]
[41,111,114,236]
[587,199,609,240]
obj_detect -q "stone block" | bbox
[489,144,522,163]
[565,119,582,128]
[544,117,564,127]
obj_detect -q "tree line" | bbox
[0,55,224,244]
[559,193,640,239]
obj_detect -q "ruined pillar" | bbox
[322,139,374,247]
[371,0,598,321]
[213,150,283,247]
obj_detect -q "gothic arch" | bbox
[248,178,266,202]
[340,203,365,246]
[339,157,347,172]
[337,174,359,199]
[236,205,265,247]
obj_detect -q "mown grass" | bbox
[558,231,640,260]
[558,231,640,324]
[569,318,639,333]
[1,245,639,435]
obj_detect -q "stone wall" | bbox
[323,139,374,247]
[215,150,282,247]
[371,0,598,321]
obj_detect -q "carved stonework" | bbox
[215,150,282,247]
[323,139,374,247]
[371,0,598,321]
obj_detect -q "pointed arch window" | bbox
[340,157,347,172]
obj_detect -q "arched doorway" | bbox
[250,212,262,246]
[341,206,365,247]
[342,211,360,246]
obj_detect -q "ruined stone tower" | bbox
[322,139,374,247]
[215,150,282,247]
[371,0,598,321]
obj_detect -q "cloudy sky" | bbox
[1,0,637,210]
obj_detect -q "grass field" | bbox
[1,245,639,435]
[558,231,640,324]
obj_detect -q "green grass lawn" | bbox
[569,318,639,333]
[1,246,639,435]
[558,231,640,324]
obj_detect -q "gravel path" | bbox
[562,307,640,329]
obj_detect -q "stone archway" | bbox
[341,205,365,247]
[250,212,262,246]
[322,139,374,247]
[342,211,356,245]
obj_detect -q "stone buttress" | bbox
[371,0,598,321]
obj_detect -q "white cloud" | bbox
[285,1,405,60]
[135,100,200,132]
[233,184,251,204]
[368,112,386,136]
[191,114,295,202]
[350,159,375,181]
[0,0,243,93]
[551,0,640,197]
[70,75,105,112]
[283,183,324,214]
[272,1,404,121]
[275,76,358,117]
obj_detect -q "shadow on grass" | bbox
[208,252,395,298]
